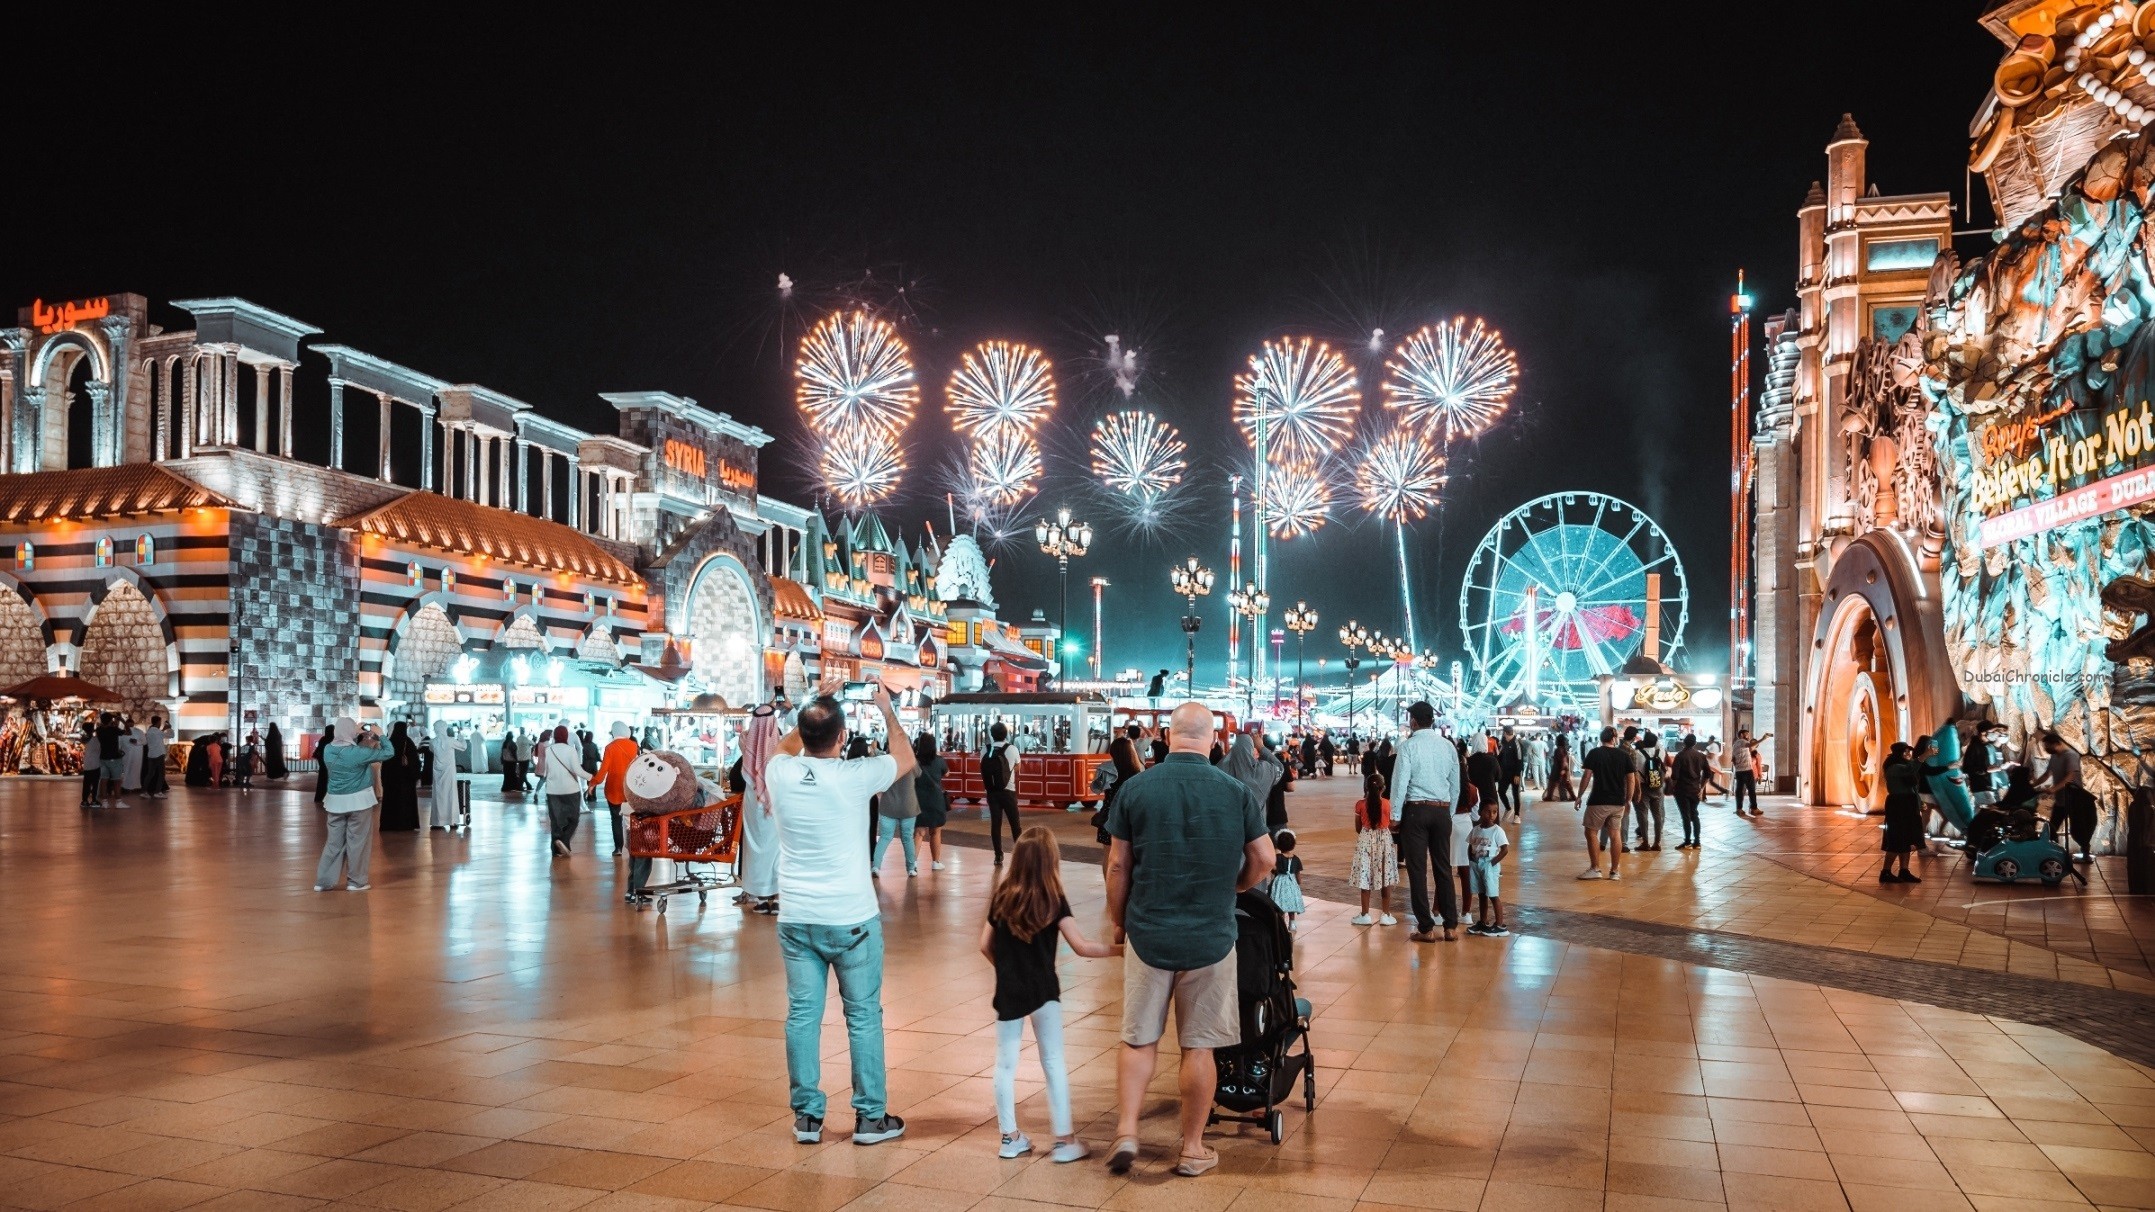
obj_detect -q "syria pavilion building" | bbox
[0,293,1053,752]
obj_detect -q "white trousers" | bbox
[994,1000,1070,1137]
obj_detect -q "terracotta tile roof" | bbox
[337,491,639,583]
[770,576,822,623]
[0,464,232,524]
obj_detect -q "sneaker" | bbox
[794,1112,823,1143]
[552,839,569,857]
[999,1132,1033,1159]
[1108,1137,1139,1174]
[347,884,370,891]
[853,1113,905,1145]
[1051,1139,1090,1164]
[907,867,917,877]
[1608,871,1621,881]
[1483,924,1510,937]
[932,861,945,871]
[1465,923,1489,936]
[1577,869,1604,880]
[1379,914,1398,926]
[1351,913,1373,926]
[1899,872,1922,883]
[313,885,329,892]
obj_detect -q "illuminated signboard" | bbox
[30,297,110,334]
[663,438,706,479]
[510,686,587,705]
[717,460,754,493]
[1971,329,2155,544]
[424,683,506,705]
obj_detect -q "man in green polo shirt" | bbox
[1104,702,1274,1179]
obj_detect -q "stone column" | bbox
[566,457,581,529]
[327,377,346,470]
[461,428,476,500]
[420,408,436,491]
[154,357,172,460]
[99,318,132,465]
[223,348,240,446]
[85,382,113,468]
[498,438,512,510]
[477,434,492,506]
[540,449,554,519]
[378,393,393,482]
[512,437,527,513]
[253,364,270,452]
[278,365,294,457]
[179,355,197,458]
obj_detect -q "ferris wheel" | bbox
[1458,491,1688,709]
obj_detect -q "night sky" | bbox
[4,7,2004,689]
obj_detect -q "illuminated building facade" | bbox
[0,293,811,741]
[1756,1,2155,850]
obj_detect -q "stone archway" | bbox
[578,626,620,666]
[79,581,168,718]
[687,556,762,709]
[497,613,546,651]
[387,602,463,706]
[1811,595,1898,810]
[0,591,45,687]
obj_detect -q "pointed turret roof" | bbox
[1830,113,1864,144]
[851,513,894,554]
[1803,180,1825,208]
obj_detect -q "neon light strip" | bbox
[1978,464,2155,548]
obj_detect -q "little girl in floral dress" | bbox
[1351,770,1398,926]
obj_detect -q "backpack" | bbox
[1644,754,1664,792]
[979,743,1009,791]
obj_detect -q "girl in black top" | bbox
[977,826,1120,1163]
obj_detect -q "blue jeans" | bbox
[779,918,887,1120]
[872,815,917,872]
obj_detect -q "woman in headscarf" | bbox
[263,723,288,780]
[378,721,422,831]
[429,719,467,830]
[1221,731,1282,820]
[184,730,212,788]
[316,717,393,890]
[499,728,523,796]
[737,706,781,914]
[539,723,591,858]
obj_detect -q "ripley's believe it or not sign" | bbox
[1973,374,2155,547]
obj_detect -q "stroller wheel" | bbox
[1267,1109,1284,1143]
[656,896,668,915]
[698,892,708,906]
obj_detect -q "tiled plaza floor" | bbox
[0,772,2152,1211]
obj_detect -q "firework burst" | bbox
[1265,462,1333,539]
[1355,426,1448,523]
[1382,317,1518,443]
[1234,337,1361,466]
[963,427,1042,507]
[944,341,1057,439]
[796,310,919,437]
[817,428,904,509]
[1090,410,1187,500]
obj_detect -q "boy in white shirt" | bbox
[1465,800,1511,937]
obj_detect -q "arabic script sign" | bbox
[30,297,110,334]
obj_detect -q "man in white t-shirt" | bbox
[768,674,916,1148]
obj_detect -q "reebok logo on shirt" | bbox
[799,770,817,785]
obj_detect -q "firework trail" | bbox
[796,310,919,437]
[1234,337,1361,466]
[944,341,1057,439]
[1382,318,1518,444]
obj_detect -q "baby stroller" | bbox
[1210,887,1316,1143]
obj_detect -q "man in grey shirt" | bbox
[1389,701,1463,941]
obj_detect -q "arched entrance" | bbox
[0,591,46,686]
[387,602,464,707]
[79,581,169,718]
[578,625,620,666]
[1800,532,1958,807]
[686,555,763,709]
[497,613,546,651]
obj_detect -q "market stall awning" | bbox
[0,674,125,703]
[770,576,822,623]
[0,464,233,524]
[336,491,639,584]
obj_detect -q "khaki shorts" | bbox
[1121,946,1240,1050]
[1583,803,1625,837]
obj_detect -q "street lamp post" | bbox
[1169,556,1213,694]
[1284,602,1317,729]
[1090,576,1109,679]
[1227,582,1269,721]
[1035,507,1092,680]
[1339,620,1369,736]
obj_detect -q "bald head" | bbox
[1166,702,1215,753]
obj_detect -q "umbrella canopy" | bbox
[0,674,125,704]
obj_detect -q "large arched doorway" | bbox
[1811,595,1899,810]
[687,556,763,708]
[0,591,45,687]
[79,582,168,718]
[387,602,463,707]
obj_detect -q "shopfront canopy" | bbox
[0,674,124,703]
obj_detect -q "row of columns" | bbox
[326,378,436,488]
[441,424,590,530]
[151,348,298,462]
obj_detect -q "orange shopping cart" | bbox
[628,793,742,914]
